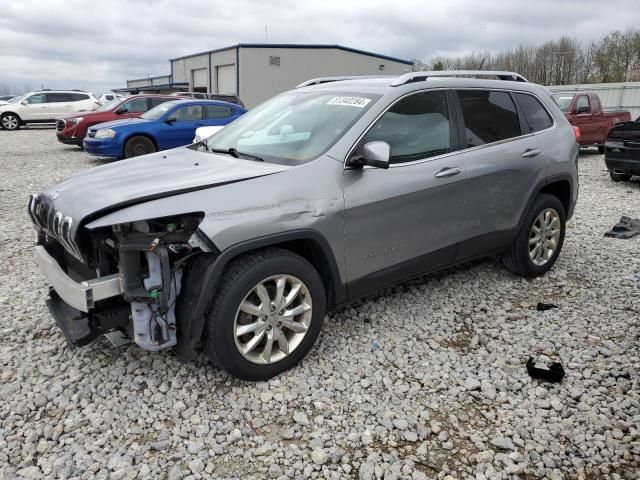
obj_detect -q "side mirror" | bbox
[350,141,391,169]
[115,106,128,114]
[165,116,177,124]
[21,100,28,105]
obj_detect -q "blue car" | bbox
[83,99,246,159]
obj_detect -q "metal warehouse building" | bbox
[117,43,413,108]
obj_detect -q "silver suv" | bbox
[29,71,578,380]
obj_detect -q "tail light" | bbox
[572,126,581,142]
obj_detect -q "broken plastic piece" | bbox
[526,357,565,383]
[536,302,557,311]
[605,216,640,239]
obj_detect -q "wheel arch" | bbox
[173,229,345,361]
[539,179,571,218]
[1,111,23,124]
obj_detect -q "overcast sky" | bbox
[1,0,639,95]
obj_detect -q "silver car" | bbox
[29,71,578,380]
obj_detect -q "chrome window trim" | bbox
[344,87,558,169]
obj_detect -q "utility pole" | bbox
[554,51,567,85]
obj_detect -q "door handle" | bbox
[434,167,462,178]
[521,148,541,158]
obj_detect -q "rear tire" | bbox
[204,248,326,381]
[124,136,155,158]
[609,171,631,182]
[1,113,21,131]
[503,194,566,277]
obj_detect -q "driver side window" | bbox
[27,94,46,104]
[362,91,451,164]
[123,98,148,113]
[173,105,203,121]
[576,95,590,113]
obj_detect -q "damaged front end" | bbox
[30,196,213,352]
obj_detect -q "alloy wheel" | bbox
[233,274,312,364]
[529,208,561,266]
[2,115,18,130]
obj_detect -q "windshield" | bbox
[207,91,381,163]
[96,98,122,112]
[141,100,181,120]
[551,93,575,112]
[8,94,28,104]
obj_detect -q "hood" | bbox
[39,147,291,229]
[88,117,147,130]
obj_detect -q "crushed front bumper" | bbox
[34,245,123,312]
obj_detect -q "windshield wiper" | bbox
[209,147,264,162]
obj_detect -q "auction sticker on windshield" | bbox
[327,96,372,108]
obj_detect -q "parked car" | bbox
[98,93,122,104]
[171,91,245,107]
[193,125,225,143]
[0,90,100,130]
[0,95,14,105]
[83,99,246,158]
[30,71,578,380]
[604,116,640,181]
[551,91,631,152]
[57,94,175,146]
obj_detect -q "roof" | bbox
[169,43,413,65]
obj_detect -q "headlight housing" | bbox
[95,128,116,139]
[68,117,83,126]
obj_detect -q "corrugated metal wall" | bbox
[549,82,640,120]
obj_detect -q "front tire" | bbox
[1,113,21,131]
[503,194,566,277]
[204,248,326,381]
[609,171,631,182]
[124,136,155,158]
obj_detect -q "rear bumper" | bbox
[604,157,640,175]
[34,245,123,312]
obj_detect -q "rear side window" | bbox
[457,90,521,147]
[205,105,233,119]
[69,93,89,101]
[46,93,74,103]
[362,90,450,164]
[514,93,553,133]
[123,98,148,113]
[149,97,171,108]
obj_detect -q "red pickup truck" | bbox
[551,92,631,153]
[56,94,174,146]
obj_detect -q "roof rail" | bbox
[295,75,388,88]
[390,70,528,87]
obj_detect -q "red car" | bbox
[551,91,631,152]
[56,94,175,146]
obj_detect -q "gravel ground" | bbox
[1,128,639,480]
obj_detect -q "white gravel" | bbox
[1,128,639,480]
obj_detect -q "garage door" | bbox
[192,69,208,89]
[217,64,236,94]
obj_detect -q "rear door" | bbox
[343,89,468,297]
[20,93,50,120]
[455,89,548,260]
[158,104,204,149]
[46,93,75,118]
[203,104,240,126]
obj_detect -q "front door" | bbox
[343,90,467,298]
[21,93,50,121]
[573,94,595,143]
[158,105,204,149]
